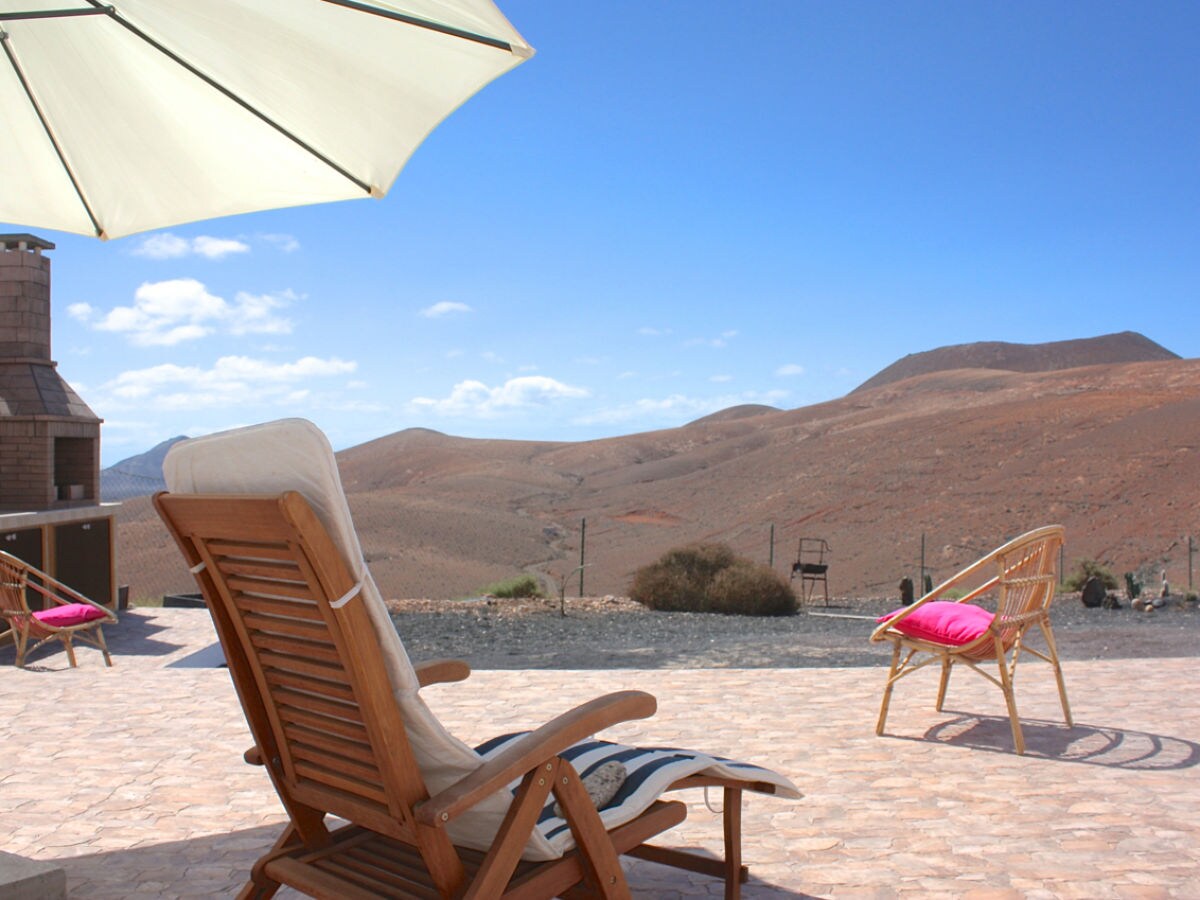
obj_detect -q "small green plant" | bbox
[480,574,543,599]
[630,542,796,616]
[1061,559,1118,592]
[1124,572,1142,599]
[942,588,967,600]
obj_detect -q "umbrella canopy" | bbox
[0,0,532,239]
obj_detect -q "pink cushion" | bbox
[876,600,994,646]
[32,603,108,628]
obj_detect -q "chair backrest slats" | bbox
[249,631,344,665]
[1,556,32,617]
[155,492,431,845]
[283,722,377,766]
[265,668,356,703]
[233,594,325,622]
[958,527,1062,658]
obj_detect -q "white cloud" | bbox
[259,233,300,253]
[411,375,589,417]
[132,233,190,259]
[78,279,294,346]
[575,389,787,426]
[574,393,716,425]
[192,236,251,259]
[637,326,671,337]
[686,330,739,349]
[99,355,356,411]
[421,301,472,318]
[776,363,806,376]
[132,232,249,260]
[710,374,733,383]
[227,290,296,336]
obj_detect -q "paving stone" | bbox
[1,608,1198,896]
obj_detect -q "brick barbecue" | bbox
[0,234,101,512]
[0,235,115,610]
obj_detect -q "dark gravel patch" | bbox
[388,596,1200,670]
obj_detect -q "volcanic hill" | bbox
[117,332,1199,603]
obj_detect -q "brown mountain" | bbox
[853,331,1179,393]
[117,345,1200,604]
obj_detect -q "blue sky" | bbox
[6,1,1198,465]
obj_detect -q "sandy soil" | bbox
[386,594,1200,670]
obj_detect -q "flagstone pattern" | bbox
[2,608,1197,898]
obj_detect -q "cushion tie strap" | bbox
[331,579,364,609]
[190,561,206,574]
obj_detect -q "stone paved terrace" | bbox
[2,608,1198,898]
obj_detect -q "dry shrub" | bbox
[630,542,796,616]
[481,574,542,599]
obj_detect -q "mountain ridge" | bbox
[113,335,1199,603]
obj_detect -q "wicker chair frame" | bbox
[869,525,1071,755]
[0,549,117,668]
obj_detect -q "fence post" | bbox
[919,532,925,594]
[1190,535,1195,592]
[579,518,586,596]
[769,523,775,567]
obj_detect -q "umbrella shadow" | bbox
[910,711,1200,769]
[55,825,814,898]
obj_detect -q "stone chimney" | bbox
[0,234,102,511]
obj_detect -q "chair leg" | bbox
[94,626,114,667]
[935,658,952,711]
[994,637,1024,755]
[62,635,78,668]
[1036,621,1072,726]
[238,825,297,900]
[13,625,29,668]
[876,642,902,736]
[722,787,743,900]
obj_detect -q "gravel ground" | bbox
[386,595,1200,670]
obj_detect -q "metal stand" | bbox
[790,538,830,606]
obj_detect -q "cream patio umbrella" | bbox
[0,0,532,239]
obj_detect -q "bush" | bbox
[630,542,796,616]
[481,574,542,599]
[1061,559,1118,592]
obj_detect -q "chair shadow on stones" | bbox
[915,713,1200,770]
[55,825,820,899]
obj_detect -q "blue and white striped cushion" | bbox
[477,733,801,854]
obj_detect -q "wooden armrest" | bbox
[414,658,471,687]
[415,690,656,827]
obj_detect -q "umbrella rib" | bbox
[0,30,106,238]
[317,0,518,53]
[0,8,109,22]
[84,1,376,197]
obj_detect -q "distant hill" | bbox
[100,435,187,500]
[688,404,782,426]
[113,350,1200,604]
[853,331,1179,393]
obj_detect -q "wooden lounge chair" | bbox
[1,550,116,668]
[870,525,1072,755]
[154,418,798,899]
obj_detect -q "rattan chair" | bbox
[1,549,116,668]
[870,525,1072,755]
[154,419,798,898]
